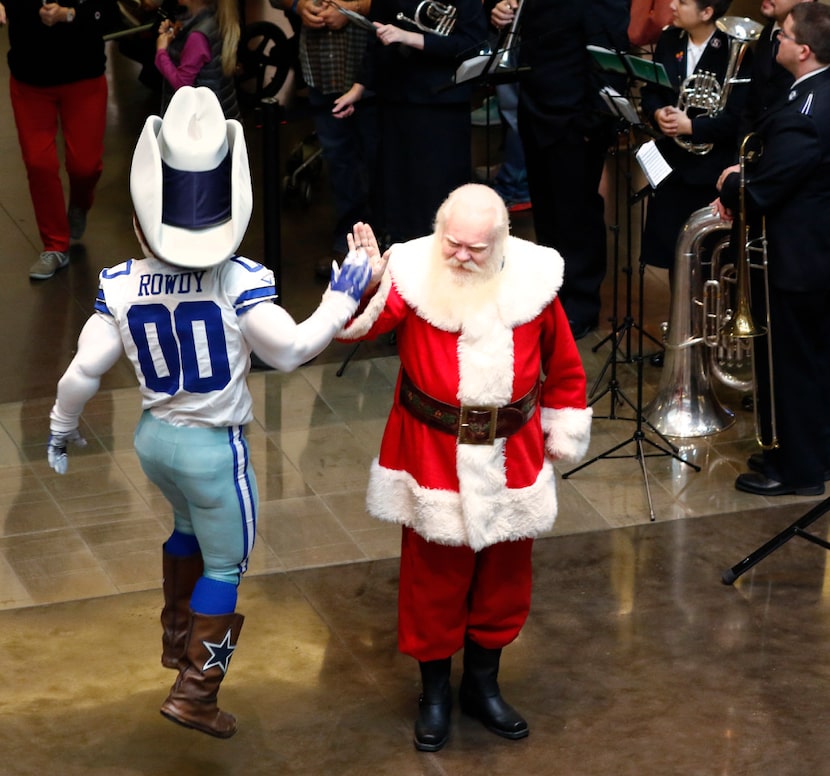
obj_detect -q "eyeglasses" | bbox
[778,30,800,44]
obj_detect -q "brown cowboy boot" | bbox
[160,549,204,669]
[160,611,244,738]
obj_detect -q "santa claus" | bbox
[339,183,592,751]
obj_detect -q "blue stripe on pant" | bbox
[135,411,258,587]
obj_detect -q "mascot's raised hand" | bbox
[329,248,372,302]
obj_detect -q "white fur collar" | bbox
[389,235,564,332]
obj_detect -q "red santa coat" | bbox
[339,235,592,551]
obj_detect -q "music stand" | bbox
[722,497,830,584]
[587,48,663,391]
[561,49,699,522]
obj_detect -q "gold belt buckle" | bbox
[458,405,498,445]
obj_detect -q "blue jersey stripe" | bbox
[235,285,277,308]
[228,426,256,576]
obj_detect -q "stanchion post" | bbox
[261,97,283,299]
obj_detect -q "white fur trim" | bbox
[542,406,593,463]
[336,269,393,339]
[366,458,559,551]
[391,235,564,331]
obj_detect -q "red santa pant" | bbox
[9,75,107,253]
[398,526,533,662]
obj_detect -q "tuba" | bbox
[646,134,776,442]
[675,16,763,155]
[644,206,738,438]
[396,1,457,36]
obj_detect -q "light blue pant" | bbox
[134,411,258,587]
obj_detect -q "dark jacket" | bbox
[6,0,117,86]
[721,68,830,292]
[640,26,751,186]
[366,0,487,104]
[516,0,630,146]
[739,21,795,137]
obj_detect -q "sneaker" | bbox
[68,206,87,240]
[506,200,532,213]
[29,251,69,280]
[470,95,500,127]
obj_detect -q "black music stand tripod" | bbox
[722,496,830,584]
[563,248,700,521]
[561,62,699,520]
[584,56,666,425]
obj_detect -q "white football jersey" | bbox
[95,255,277,427]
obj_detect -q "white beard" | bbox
[422,242,503,329]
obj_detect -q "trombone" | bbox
[720,132,778,449]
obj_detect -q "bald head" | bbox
[433,184,510,279]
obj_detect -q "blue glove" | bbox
[47,429,87,475]
[330,249,372,302]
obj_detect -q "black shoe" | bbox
[414,693,451,751]
[735,471,824,497]
[459,640,528,740]
[414,658,452,752]
[459,680,529,739]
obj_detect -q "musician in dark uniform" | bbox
[639,0,750,275]
[715,2,830,496]
[336,0,488,246]
[739,0,817,135]
[490,0,629,340]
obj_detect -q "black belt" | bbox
[399,370,539,445]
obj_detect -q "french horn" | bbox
[396,1,457,36]
[675,16,763,155]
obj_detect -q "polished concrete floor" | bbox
[2,34,830,776]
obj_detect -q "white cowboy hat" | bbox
[130,86,252,269]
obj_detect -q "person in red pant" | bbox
[339,183,592,751]
[1,0,115,279]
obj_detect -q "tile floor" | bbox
[2,28,830,776]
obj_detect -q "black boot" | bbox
[460,638,528,739]
[414,658,452,752]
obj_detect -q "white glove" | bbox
[47,429,87,474]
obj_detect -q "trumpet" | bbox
[396,1,457,36]
[675,16,763,155]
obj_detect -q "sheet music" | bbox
[599,86,641,126]
[455,51,496,84]
[635,141,673,189]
